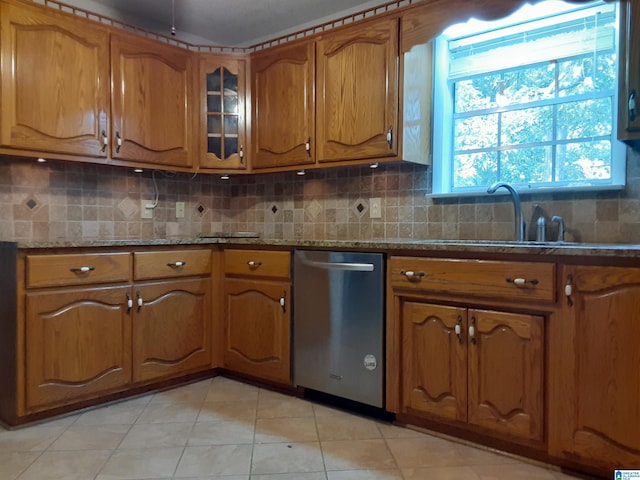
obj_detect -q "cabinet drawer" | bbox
[389,257,556,302]
[224,249,291,279]
[134,250,211,280]
[26,253,131,288]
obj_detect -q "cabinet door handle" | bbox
[239,145,244,162]
[70,266,95,273]
[115,131,123,153]
[305,137,311,155]
[167,261,186,267]
[469,316,477,344]
[136,290,143,311]
[506,277,538,286]
[126,293,133,313]
[247,260,262,268]
[565,274,574,307]
[630,90,637,122]
[280,291,286,313]
[101,130,108,152]
[455,315,464,344]
[400,270,425,280]
[386,126,393,148]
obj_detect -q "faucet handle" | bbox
[551,215,565,242]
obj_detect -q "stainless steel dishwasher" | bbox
[293,250,385,408]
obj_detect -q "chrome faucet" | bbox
[486,182,526,242]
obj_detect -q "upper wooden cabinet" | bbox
[251,41,315,170]
[110,33,194,169]
[0,0,110,157]
[619,0,640,144]
[198,54,248,171]
[549,265,640,474]
[316,17,399,163]
[0,0,194,169]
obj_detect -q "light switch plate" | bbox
[370,197,382,219]
[176,201,185,218]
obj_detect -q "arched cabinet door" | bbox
[0,1,110,157]
[25,286,132,412]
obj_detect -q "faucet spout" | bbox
[487,182,526,242]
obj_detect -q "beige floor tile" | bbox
[327,469,404,479]
[188,419,255,445]
[48,424,130,451]
[174,444,253,476]
[96,447,183,480]
[196,400,258,423]
[252,442,325,475]
[315,412,382,441]
[455,443,519,466]
[148,379,211,406]
[255,417,319,443]
[386,436,466,468]
[0,425,68,452]
[174,477,249,480]
[135,402,201,424]
[252,474,326,480]
[322,439,397,471]
[18,449,111,480]
[205,378,260,402]
[473,463,560,479]
[402,465,483,479]
[257,393,315,419]
[0,451,40,480]
[74,402,146,426]
[118,422,192,449]
[377,423,428,439]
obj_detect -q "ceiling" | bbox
[59,0,394,47]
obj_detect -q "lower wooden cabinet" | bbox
[549,265,640,472]
[133,278,211,383]
[25,285,132,411]
[222,249,291,385]
[223,278,290,384]
[401,301,544,443]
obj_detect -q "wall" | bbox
[1,146,639,244]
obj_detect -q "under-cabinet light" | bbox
[297,169,306,176]
[220,174,230,180]
[36,158,46,163]
[370,162,379,169]
[133,168,144,173]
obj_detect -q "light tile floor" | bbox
[0,377,589,480]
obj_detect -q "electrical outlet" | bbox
[370,197,382,219]
[176,201,185,219]
[140,200,154,219]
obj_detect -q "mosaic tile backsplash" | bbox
[1,147,640,244]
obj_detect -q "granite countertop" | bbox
[5,236,640,259]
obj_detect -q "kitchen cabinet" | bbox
[0,0,195,169]
[223,249,291,384]
[198,54,248,171]
[548,265,640,473]
[388,256,553,445]
[401,302,544,443]
[110,33,194,169]
[0,246,215,423]
[132,250,212,383]
[23,252,132,412]
[619,0,640,144]
[251,41,315,170]
[316,17,399,163]
[0,0,110,158]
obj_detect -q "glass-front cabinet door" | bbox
[198,55,247,171]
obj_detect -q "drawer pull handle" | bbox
[506,277,538,286]
[136,291,143,311]
[401,270,425,280]
[247,260,262,267]
[469,316,477,345]
[455,315,464,344]
[126,293,133,313]
[70,266,95,273]
[167,261,186,267]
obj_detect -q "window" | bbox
[432,0,624,196]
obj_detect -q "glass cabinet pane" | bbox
[207,115,222,135]
[224,137,238,158]
[224,115,238,135]
[208,137,221,158]
[204,64,242,163]
[206,68,221,92]
[223,95,238,114]
[223,68,238,94]
[207,95,221,112]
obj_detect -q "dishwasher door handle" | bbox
[298,258,375,272]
